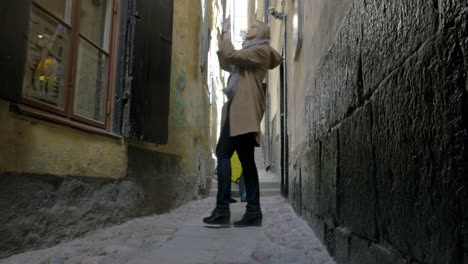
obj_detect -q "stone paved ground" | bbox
[1,196,335,264]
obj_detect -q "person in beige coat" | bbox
[203,18,282,227]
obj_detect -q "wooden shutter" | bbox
[0,0,31,102]
[111,0,130,135]
[124,0,173,144]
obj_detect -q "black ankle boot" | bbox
[233,214,262,227]
[203,211,230,227]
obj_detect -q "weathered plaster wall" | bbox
[0,0,217,258]
[127,0,215,197]
[0,99,127,179]
[260,0,350,175]
[0,172,153,259]
[209,0,228,144]
[285,1,466,263]
[285,0,350,165]
[257,0,282,173]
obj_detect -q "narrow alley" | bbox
[1,190,334,264]
[1,151,334,264]
[0,199,332,264]
[0,0,466,263]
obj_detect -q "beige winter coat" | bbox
[217,39,282,145]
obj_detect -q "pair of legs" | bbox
[215,131,261,217]
[205,112,262,225]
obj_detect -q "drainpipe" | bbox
[263,0,270,167]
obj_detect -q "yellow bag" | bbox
[231,151,243,183]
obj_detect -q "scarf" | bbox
[222,39,270,101]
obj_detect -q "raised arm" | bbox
[218,40,268,68]
[217,51,234,72]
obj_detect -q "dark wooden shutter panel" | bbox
[111,0,131,135]
[0,0,31,102]
[125,0,173,144]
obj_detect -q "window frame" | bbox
[22,0,120,132]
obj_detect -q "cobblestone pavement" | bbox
[1,196,335,264]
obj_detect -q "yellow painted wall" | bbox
[267,0,283,124]
[254,0,283,168]
[1,0,215,180]
[129,0,215,175]
[283,0,306,159]
[0,98,127,178]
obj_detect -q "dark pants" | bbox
[214,113,261,217]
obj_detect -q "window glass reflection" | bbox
[23,5,69,108]
[73,39,108,121]
[34,0,73,23]
[79,0,112,49]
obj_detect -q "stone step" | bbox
[209,189,281,197]
[210,181,280,190]
[210,181,281,197]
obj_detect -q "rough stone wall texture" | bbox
[289,0,467,263]
[127,146,203,213]
[286,0,351,161]
[0,173,153,259]
[0,148,210,260]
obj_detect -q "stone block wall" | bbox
[290,1,467,263]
